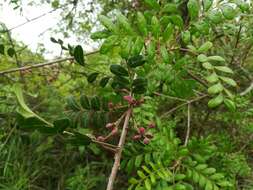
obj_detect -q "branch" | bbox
[161,94,208,118]
[184,103,191,146]
[187,70,208,88]
[0,50,99,76]
[240,82,253,96]
[106,108,132,190]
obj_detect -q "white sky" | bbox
[0,2,94,59]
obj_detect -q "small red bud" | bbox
[123,95,134,104]
[97,136,105,142]
[111,128,118,135]
[138,127,145,135]
[105,123,114,129]
[145,132,154,139]
[132,135,142,140]
[108,102,114,109]
[148,122,156,129]
[143,137,150,145]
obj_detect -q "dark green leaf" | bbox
[7,48,15,57]
[100,77,110,87]
[0,44,4,55]
[90,96,100,110]
[53,118,70,133]
[87,72,99,83]
[80,95,90,110]
[127,55,146,68]
[74,45,85,66]
[110,64,128,76]
[66,96,80,111]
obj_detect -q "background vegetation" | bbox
[0,0,253,190]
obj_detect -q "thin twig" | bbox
[230,24,242,65]
[187,70,208,88]
[153,92,187,102]
[161,94,208,118]
[184,103,191,146]
[0,50,99,75]
[106,108,132,190]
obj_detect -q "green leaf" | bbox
[202,62,213,70]
[208,94,224,108]
[187,0,199,20]
[80,95,90,109]
[160,45,170,63]
[74,45,85,66]
[137,170,146,179]
[203,0,212,11]
[98,15,117,33]
[0,44,5,55]
[110,64,129,76]
[135,155,143,167]
[205,180,213,190]
[151,16,160,39]
[144,179,152,190]
[206,72,219,83]
[162,3,178,13]
[198,42,213,53]
[128,55,146,68]
[163,23,173,42]
[13,84,52,126]
[100,77,110,87]
[7,48,15,57]
[87,72,99,83]
[91,30,111,40]
[207,56,225,62]
[215,66,233,74]
[147,41,156,59]
[169,15,183,29]
[132,37,144,55]
[117,13,134,34]
[208,10,223,24]
[224,99,236,111]
[175,174,186,180]
[182,30,191,44]
[222,5,237,20]
[66,96,80,111]
[219,76,237,87]
[132,77,147,94]
[137,12,148,36]
[53,118,70,133]
[100,35,118,54]
[90,96,100,110]
[129,178,138,184]
[144,0,160,10]
[208,83,223,94]
[197,54,208,62]
[120,37,133,59]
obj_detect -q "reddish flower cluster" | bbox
[132,122,156,145]
[123,95,144,107]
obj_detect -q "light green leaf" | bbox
[224,99,236,111]
[163,23,173,42]
[198,41,213,53]
[98,15,117,33]
[215,66,233,74]
[205,180,213,190]
[187,0,199,20]
[207,56,225,62]
[137,12,148,36]
[219,76,237,86]
[162,3,178,13]
[151,16,160,39]
[208,83,223,94]
[208,94,224,108]
[144,179,152,190]
[206,72,219,83]
[202,62,213,70]
[222,5,237,20]
[197,54,208,62]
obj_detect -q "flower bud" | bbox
[97,136,105,142]
[106,123,114,129]
[132,135,142,140]
[108,102,114,109]
[138,127,145,135]
[143,137,150,145]
[148,122,156,129]
[123,95,134,104]
[111,128,118,136]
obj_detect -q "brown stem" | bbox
[0,50,98,75]
[106,108,132,190]
[184,103,191,146]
